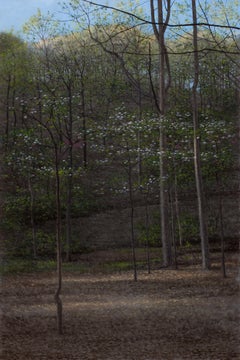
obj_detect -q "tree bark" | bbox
[150,0,172,266]
[54,146,63,334]
[191,0,210,270]
[65,87,73,262]
[65,147,73,262]
[144,190,151,274]
[127,145,137,282]
[28,175,37,259]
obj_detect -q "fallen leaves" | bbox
[1,257,240,360]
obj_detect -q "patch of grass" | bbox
[101,260,133,272]
[99,259,160,273]
[0,258,93,275]
[0,259,31,274]
[62,262,90,273]
[0,248,163,275]
[0,258,56,275]
[117,247,161,255]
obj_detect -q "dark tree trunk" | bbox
[28,175,37,259]
[127,143,137,281]
[144,192,151,274]
[54,146,63,335]
[65,87,73,262]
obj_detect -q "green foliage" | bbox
[33,230,56,257]
[70,186,99,217]
[138,212,201,247]
[3,191,56,227]
[177,212,224,244]
[179,213,200,243]
[1,14,238,262]
[3,192,30,228]
[137,213,161,247]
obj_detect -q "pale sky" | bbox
[0,0,150,34]
[0,0,63,32]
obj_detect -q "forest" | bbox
[1,0,240,358]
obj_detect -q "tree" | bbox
[105,108,140,281]
[24,13,64,333]
[191,0,210,270]
[150,0,172,266]
[1,0,238,285]
[0,32,31,148]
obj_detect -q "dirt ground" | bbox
[1,251,240,360]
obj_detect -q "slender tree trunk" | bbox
[137,98,143,187]
[11,79,17,129]
[33,73,63,334]
[81,84,87,168]
[174,168,183,246]
[83,113,87,168]
[65,146,73,262]
[219,195,226,278]
[158,0,172,267]
[54,147,63,334]
[150,0,172,266]
[5,76,11,149]
[127,144,137,281]
[65,88,73,262]
[216,173,226,277]
[28,175,37,259]
[130,204,137,282]
[144,190,151,274]
[170,188,178,269]
[191,0,210,270]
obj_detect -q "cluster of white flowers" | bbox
[95,159,109,165]
[38,166,54,174]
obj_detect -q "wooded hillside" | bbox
[1,0,239,268]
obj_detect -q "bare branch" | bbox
[81,0,240,30]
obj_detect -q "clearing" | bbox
[1,250,240,360]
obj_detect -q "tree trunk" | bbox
[54,147,63,334]
[5,76,11,149]
[144,192,151,274]
[81,83,88,168]
[66,87,73,262]
[219,195,226,278]
[170,188,178,269]
[130,204,137,282]
[216,173,226,277]
[159,125,171,266]
[65,147,73,262]
[174,168,183,246]
[127,144,137,281]
[28,175,37,259]
[157,0,172,267]
[191,0,210,270]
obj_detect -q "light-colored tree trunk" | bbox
[191,0,210,270]
[150,0,172,266]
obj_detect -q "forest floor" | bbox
[1,250,240,360]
